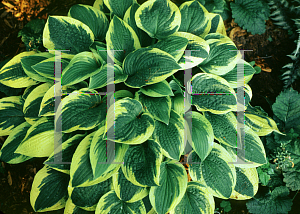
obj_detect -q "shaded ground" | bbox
[0,0,300,213]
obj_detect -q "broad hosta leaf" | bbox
[113,167,149,202]
[69,177,112,211]
[39,81,88,117]
[173,32,210,70]
[199,33,241,75]
[31,53,74,80]
[106,15,141,66]
[0,51,39,88]
[123,47,181,88]
[20,52,54,82]
[60,88,106,133]
[188,73,237,114]
[139,80,174,97]
[142,195,156,214]
[104,0,134,19]
[121,139,163,187]
[95,190,147,214]
[149,159,188,214]
[204,111,237,148]
[0,96,25,136]
[43,16,94,55]
[88,63,128,89]
[207,13,226,36]
[30,166,69,212]
[109,90,134,104]
[123,3,155,47]
[0,122,32,164]
[170,181,215,214]
[171,92,185,117]
[64,198,95,214]
[105,97,155,144]
[23,82,52,125]
[188,143,236,199]
[230,167,259,200]
[220,59,256,88]
[135,0,181,40]
[90,125,128,180]
[185,111,214,161]
[152,109,184,160]
[223,125,267,168]
[61,52,101,86]
[44,133,87,173]
[178,0,210,38]
[134,91,171,124]
[234,84,252,107]
[68,4,109,41]
[93,0,110,13]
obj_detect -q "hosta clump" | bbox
[0,0,284,213]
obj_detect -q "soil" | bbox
[0,0,300,213]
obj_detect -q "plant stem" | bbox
[292,190,299,201]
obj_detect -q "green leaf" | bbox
[43,16,94,54]
[283,169,300,191]
[121,139,163,187]
[106,15,141,66]
[0,96,25,136]
[207,13,226,36]
[68,4,109,41]
[139,80,174,97]
[171,92,185,117]
[95,190,147,214]
[149,159,188,214]
[123,47,181,88]
[104,0,135,19]
[30,166,69,212]
[0,122,32,164]
[105,97,155,144]
[220,200,231,212]
[135,0,181,40]
[64,197,96,213]
[0,51,39,88]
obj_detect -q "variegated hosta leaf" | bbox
[64,197,95,214]
[184,111,214,161]
[30,166,69,212]
[105,97,155,144]
[149,159,188,214]
[106,15,141,66]
[172,32,210,70]
[104,0,135,19]
[95,190,147,214]
[93,0,109,13]
[39,81,88,117]
[220,59,256,88]
[199,33,241,75]
[207,13,226,36]
[61,52,102,86]
[230,167,259,200]
[123,3,155,47]
[60,88,106,133]
[139,80,174,97]
[233,84,253,108]
[134,91,171,125]
[15,117,66,157]
[135,0,181,40]
[90,125,128,180]
[204,111,238,148]
[23,82,52,125]
[0,96,25,136]
[68,4,109,41]
[22,84,38,101]
[43,16,94,55]
[188,143,236,199]
[20,52,54,82]
[31,54,74,80]
[44,133,87,174]
[178,0,211,38]
[0,51,39,88]
[109,90,134,104]
[68,177,112,211]
[222,125,267,168]
[152,109,184,160]
[123,47,181,88]
[121,139,163,187]
[245,105,283,136]
[170,181,215,214]
[189,73,237,114]
[150,35,188,62]
[0,122,32,164]
[113,167,149,202]
[171,92,185,117]
[88,63,128,89]
[142,195,156,214]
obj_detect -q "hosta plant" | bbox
[0,0,284,213]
